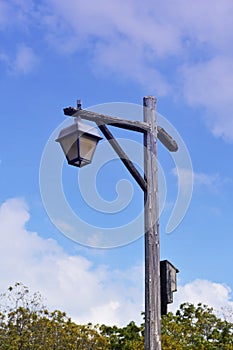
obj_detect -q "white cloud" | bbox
[42,0,233,141]
[11,44,39,74]
[1,0,233,138]
[181,57,233,107]
[181,57,233,142]
[44,0,182,56]
[92,39,170,96]
[172,168,228,193]
[0,44,39,75]
[0,198,143,326]
[170,279,233,319]
[0,0,36,29]
[159,0,233,50]
[194,172,222,191]
[41,0,175,96]
[0,1,10,28]
[1,198,233,325]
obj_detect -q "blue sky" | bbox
[1,0,233,325]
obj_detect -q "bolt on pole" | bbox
[143,96,161,350]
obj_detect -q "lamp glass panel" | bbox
[66,143,79,162]
[79,135,97,162]
[59,134,77,156]
[60,134,78,161]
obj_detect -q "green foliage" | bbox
[0,283,232,349]
[100,321,144,349]
[0,283,107,350]
[162,302,233,349]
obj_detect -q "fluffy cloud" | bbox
[0,44,39,75]
[41,0,233,141]
[0,198,143,326]
[12,44,39,74]
[172,168,228,194]
[170,279,233,319]
[44,0,182,56]
[181,57,233,142]
[41,0,176,96]
[1,0,233,139]
[160,0,233,50]
[1,198,233,325]
[0,1,9,28]
[0,1,36,30]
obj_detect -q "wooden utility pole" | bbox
[143,96,161,350]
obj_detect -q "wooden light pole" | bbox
[63,97,178,350]
[143,96,161,349]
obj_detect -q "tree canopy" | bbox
[0,283,232,349]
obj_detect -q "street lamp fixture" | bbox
[58,97,178,350]
[56,118,102,167]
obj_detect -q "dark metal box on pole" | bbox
[160,260,179,316]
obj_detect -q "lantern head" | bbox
[56,119,102,167]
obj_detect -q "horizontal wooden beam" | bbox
[66,108,151,133]
[64,106,178,152]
